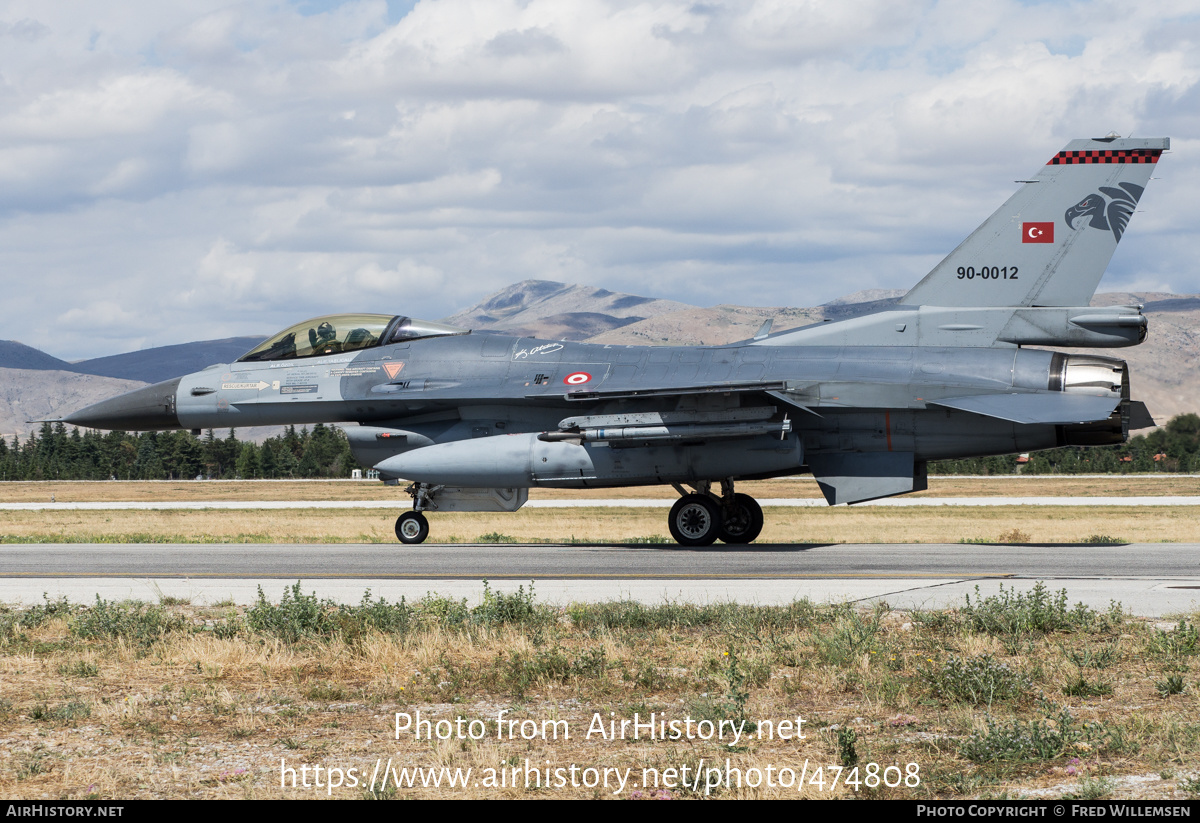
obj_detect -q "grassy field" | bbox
[0,504,1198,544]
[1,476,1199,544]
[3,478,1200,800]
[3,584,1200,800]
[0,474,1198,503]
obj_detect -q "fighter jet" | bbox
[64,136,1167,545]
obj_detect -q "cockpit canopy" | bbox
[237,314,468,363]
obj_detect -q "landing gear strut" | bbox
[668,480,763,546]
[394,482,443,544]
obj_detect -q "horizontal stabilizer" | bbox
[930,392,1120,425]
[807,452,927,505]
[1127,400,1156,430]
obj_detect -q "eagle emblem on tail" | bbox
[1064,182,1145,243]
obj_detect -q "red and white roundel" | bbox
[564,371,592,385]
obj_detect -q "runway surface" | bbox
[3,541,1199,617]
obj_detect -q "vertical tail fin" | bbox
[900,136,1169,308]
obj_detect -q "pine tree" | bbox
[236,442,261,479]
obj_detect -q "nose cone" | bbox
[64,377,183,431]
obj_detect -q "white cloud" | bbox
[0,0,1197,358]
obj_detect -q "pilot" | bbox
[309,321,338,353]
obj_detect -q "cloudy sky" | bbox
[2,0,1198,359]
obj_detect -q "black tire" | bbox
[718,493,764,544]
[395,511,429,544]
[668,494,722,547]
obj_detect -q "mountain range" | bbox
[2,282,1196,438]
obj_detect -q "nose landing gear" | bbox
[393,482,444,544]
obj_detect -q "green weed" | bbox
[475,532,519,543]
[909,609,958,634]
[57,660,99,678]
[1065,642,1121,669]
[71,597,185,646]
[837,728,859,767]
[29,700,92,724]
[1156,675,1186,697]
[923,654,1029,706]
[812,611,880,667]
[245,582,337,642]
[1061,673,1113,697]
[497,647,572,697]
[688,648,758,736]
[961,582,1125,636]
[960,707,1105,764]
[16,752,51,780]
[303,682,348,701]
[1148,620,1200,657]
[20,595,74,627]
[473,581,544,627]
[566,599,821,633]
[571,647,608,679]
[1068,775,1116,799]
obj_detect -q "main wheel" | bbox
[718,493,764,544]
[668,494,722,547]
[395,511,429,544]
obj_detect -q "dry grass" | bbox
[4,587,1200,799]
[1,504,1198,544]
[1,475,1198,504]
[2,477,1198,799]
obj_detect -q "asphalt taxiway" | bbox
[2,541,1198,617]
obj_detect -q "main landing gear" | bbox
[668,479,763,547]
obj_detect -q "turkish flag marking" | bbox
[383,362,405,379]
[1022,222,1054,243]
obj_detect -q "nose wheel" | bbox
[395,511,429,544]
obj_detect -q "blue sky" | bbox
[1,0,1197,359]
